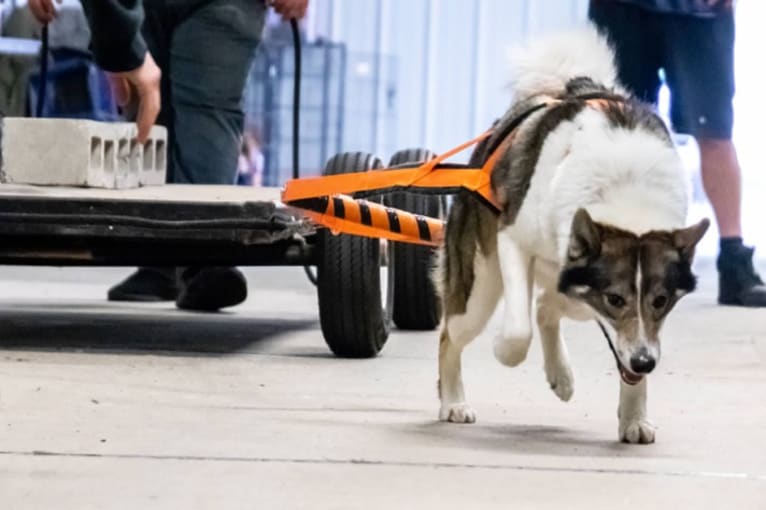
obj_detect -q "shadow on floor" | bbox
[0,302,317,355]
[409,421,662,459]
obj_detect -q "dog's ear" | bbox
[673,218,710,263]
[567,208,601,261]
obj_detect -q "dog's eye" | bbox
[652,295,668,309]
[605,293,626,308]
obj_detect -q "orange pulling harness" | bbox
[280,96,619,247]
[281,130,503,247]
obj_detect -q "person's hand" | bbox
[107,51,162,144]
[28,0,62,24]
[267,0,309,21]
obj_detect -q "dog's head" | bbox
[558,209,709,383]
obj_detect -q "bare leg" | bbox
[699,138,742,238]
[536,291,574,402]
[439,251,502,423]
[493,228,534,367]
[618,377,655,444]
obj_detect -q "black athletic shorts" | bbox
[589,1,735,139]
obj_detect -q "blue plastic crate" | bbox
[27,49,119,121]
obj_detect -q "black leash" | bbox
[36,24,49,117]
[287,18,318,286]
[290,18,301,181]
[597,319,644,386]
[596,320,621,372]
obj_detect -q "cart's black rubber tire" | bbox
[388,148,442,331]
[317,152,389,358]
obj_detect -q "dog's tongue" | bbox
[620,366,644,385]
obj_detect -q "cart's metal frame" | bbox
[0,184,316,267]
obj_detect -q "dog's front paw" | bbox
[619,419,656,444]
[492,330,532,367]
[439,403,476,424]
[545,360,574,402]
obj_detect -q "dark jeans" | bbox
[142,0,266,184]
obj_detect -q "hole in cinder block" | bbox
[143,141,154,171]
[117,139,129,182]
[129,139,141,172]
[155,140,166,172]
[90,137,103,170]
[104,140,115,173]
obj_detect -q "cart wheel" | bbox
[387,148,443,331]
[317,152,391,358]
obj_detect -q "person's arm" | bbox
[28,0,160,143]
[268,0,309,20]
[78,0,147,73]
[80,1,160,143]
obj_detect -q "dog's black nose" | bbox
[630,349,656,374]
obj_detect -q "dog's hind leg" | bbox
[536,290,574,402]
[439,251,502,423]
[493,228,534,367]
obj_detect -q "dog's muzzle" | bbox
[596,320,645,386]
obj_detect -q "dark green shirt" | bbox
[80,0,146,73]
[79,0,267,72]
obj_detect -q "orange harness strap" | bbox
[281,130,497,205]
[281,131,499,247]
[280,97,612,246]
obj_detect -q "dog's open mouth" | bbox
[596,321,645,386]
[618,363,644,386]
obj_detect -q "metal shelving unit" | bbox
[244,40,347,187]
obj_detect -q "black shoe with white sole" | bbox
[717,244,766,307]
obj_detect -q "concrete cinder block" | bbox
[0,118,167,189]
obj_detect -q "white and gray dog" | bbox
[436,25,709,444]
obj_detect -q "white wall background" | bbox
[730,0,766,256]
[310,0,590,159]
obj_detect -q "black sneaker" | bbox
[108,267,179,302]
[717,245,766,307]
[176,267,248,312]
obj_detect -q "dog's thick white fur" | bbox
[438,25,695,444]
[509,26,621,97]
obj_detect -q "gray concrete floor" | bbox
[0,262,764,509]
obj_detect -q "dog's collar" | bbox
[596,320,644,386]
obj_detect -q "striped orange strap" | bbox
[281,131,502,247]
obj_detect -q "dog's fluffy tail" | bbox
[510,24,618,97]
